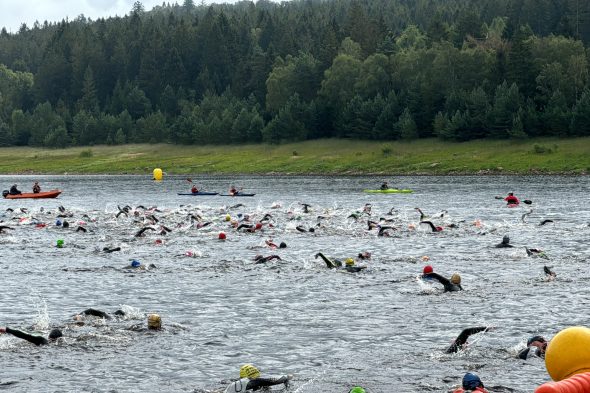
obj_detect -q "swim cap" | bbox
[423,265,433,274]
[349,387,366,393]
[240,364,260,379]
[218,232,226,240]
[131,260,141,268]
[55,219,62,226]
[527,335,546,346]
[421,255,430,261]
[450,273,461,285]
[255,223,262,230]
[225,214,231,221]
[345,258,355,266]
[56,239,64,248]
[279,242,287,248]
[462,372,483,390]
[147,313,162,330]
[48,328,63,340]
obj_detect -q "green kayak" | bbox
[363,189,414,194]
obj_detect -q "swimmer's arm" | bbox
[247,375,291,389]
[4,327,48,345]
[446,326,489,353]
[82,309,111,319]
[423,272,450,286]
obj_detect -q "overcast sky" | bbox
[1,0,240,32]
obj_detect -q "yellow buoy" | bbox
[546,326,590,381]
[153,168,163,181]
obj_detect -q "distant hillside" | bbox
[0,0,589,148]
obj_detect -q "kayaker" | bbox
[504,192,520,205]
[9,184,22,195]
[0,326,62,346]
[191,185,198,194]
[229,185,238,196]
[380,181,389,190]
[224,364,292,393]
[518,335,548,360]
[453,372,488,393]
[32,182,41,193]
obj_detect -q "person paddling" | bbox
[504,192,520,206]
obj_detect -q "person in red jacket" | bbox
[453,372,489,393]
[504,192,520,205]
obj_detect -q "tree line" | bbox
[0,0,589,147]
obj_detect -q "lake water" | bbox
[0,175,588,393]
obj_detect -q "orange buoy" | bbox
[535,372,590,392]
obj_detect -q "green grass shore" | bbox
[0,137,588,175]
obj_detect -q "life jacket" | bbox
[505,196,519,204]
[224,378,251,393]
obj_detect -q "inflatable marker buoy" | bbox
[153,168,163,181]
[545,326,590,381]
[535,371,590,392]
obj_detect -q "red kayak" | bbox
[4,190,62,199]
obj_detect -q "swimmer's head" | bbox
[240,364,260,379]
[349,388,366,393]
[345,258,355,266]
[131,260,141,268]
[147,313,162,330]
[450,273,461,285]
[423,265,433,274]
[218,232,226,240]
[462,372,483,390]
[225,214,231,221]
[255,223,262,230]
[527,335,547,346]
[48,328,63,341]
[421,255,430,262]
[279,242,287,248]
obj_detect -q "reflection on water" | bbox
[0,175,589,393]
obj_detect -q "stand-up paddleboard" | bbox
[363,189,413,194]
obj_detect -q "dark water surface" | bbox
[0,175,588,393]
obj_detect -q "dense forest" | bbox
[0,0,589,147]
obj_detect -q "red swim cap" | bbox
[218,232,226,240]
[423,265,433,274]
[255,223,262,230]
[155,239,163,244]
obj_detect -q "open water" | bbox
[0,175,588,393]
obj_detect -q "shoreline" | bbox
[0,137,588,176]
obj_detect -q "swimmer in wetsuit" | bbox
[422,271,463,292]
[446,327,491,353]
[495,235,513,248]
[224,364,292,393]
[518,335,548,360]
[453,372,489,393]
[0,326,62,345]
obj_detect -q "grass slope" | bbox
[0,138,588,175]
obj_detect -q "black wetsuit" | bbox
[518,346,544,360]
[9,186,21,195]
[5,327,49,345]
[81,308,112,319]
[446,327,489,353]
[226,376,290,392]
[423,272,463,292]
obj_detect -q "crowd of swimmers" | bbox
[0,188,566,391]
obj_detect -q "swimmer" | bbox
[128,313,163,332]
[135,226,155,237]
[521,209,533,222]
[349,387,366,393]
[419,221,443,232]
[0,326,62,346]
[300,203,311,213]
[0,225,15,233]
[103,246,121,253]
[539,219,554,226]
[525,246,548,259]
[116,205,129,218]
[315,252,342,268]
[254,255,282,264]
[495,235,513,248]
[446,327,491,353]
[518,335,548,360]
[422,271,463,292]
[414,207,427,221]
[224,364,292,393]
[377,225,395,237]
[453,372,488,393]
[544,266,556,280]
[343,258,366,273]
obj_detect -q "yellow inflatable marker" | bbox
[545,326,590,381]
[153,168,163,181]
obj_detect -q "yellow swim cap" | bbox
[450,273,461,285]
[147,313,162,330]
[345,258,355,266]
[240,364,260,379]
[225,214,231,221]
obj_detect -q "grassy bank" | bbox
[0,138,588,175]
